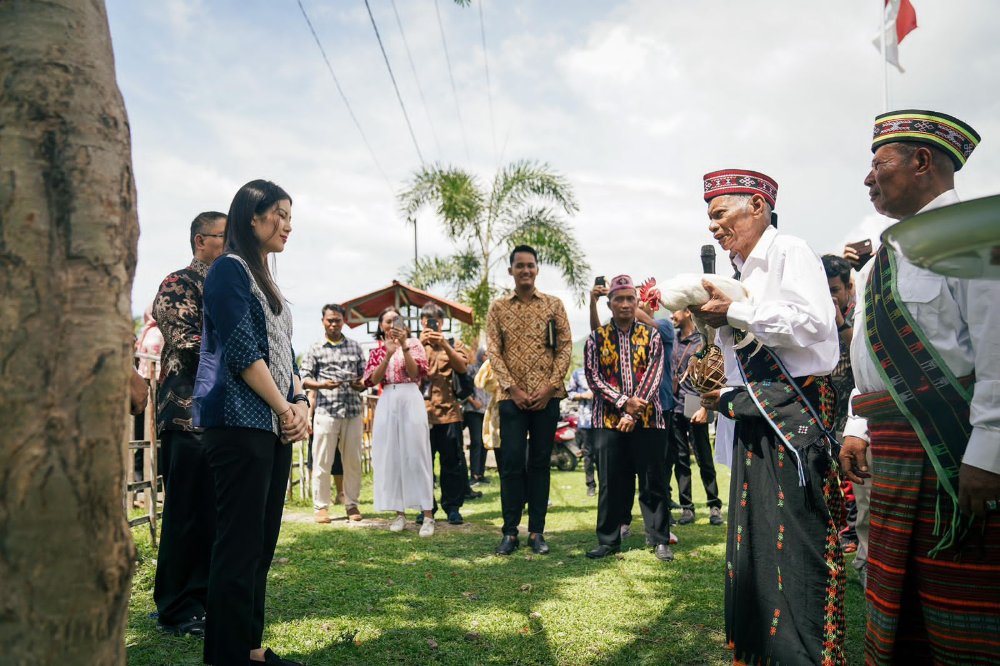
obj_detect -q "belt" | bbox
[852,374,975,422]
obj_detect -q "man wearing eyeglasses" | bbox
[151,211,227,638]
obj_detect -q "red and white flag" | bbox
[873,0,918,72]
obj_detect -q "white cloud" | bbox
[106,0,1000,354]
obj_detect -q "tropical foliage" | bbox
[398,160,590,343]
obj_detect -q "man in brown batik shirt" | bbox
[419,302,470,526]
[486,245,572,556]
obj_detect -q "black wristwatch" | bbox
[292,393,310,407]
[837,322,852,332]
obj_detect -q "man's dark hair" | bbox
[509,244,537,266]
[420,302,444,319]
[322,303,347,318]
[189,211,226,254]
[822,254,852,286]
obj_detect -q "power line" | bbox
[295,0,394,193]
[363,0,425,164]
[390,0,443,159]
[478,0,498,165]
[434,0,472,165]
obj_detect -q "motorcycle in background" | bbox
[551,413,582,471]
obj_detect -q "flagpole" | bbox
[880,0,889,112]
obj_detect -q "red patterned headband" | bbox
[703,169,778,208]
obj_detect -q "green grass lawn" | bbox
[126,464,867,665]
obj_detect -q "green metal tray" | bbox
[882,194,1000,280]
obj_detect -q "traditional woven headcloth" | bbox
[872,109,981,170]
[607,274,635,296]
[703,169,778,208]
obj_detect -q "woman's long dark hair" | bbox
[224,179,291,314]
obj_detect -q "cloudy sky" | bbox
[107,0,1000,353]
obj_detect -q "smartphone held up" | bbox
[846,239,873,269]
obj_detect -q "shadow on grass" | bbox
[286,524,736,665]
[126,465,865,665]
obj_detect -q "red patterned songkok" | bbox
[607,274,635,297]
[702,169,778,208]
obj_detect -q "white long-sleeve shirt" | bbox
[844,189,1000,475]
[719,225,839,380]
[712,226,839,466]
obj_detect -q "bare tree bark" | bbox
[0,1,139,664]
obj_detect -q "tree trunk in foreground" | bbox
[0,1,139,664]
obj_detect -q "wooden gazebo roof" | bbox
[341,281,474,328]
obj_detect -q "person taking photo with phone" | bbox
[418,303,470,527]
[363,307,436,536]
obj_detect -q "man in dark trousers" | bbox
[584,275,673,562]
[486,245,573,556]
[419,302,469,525]
[151,211,227,636]
[667,307,723,527]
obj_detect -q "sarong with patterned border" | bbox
[854,386,1000,666]
[723,334,846,666]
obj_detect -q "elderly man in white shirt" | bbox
[693,169,845,666]
[838,109,999,665]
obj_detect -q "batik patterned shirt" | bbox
[152,258,209,433]
[584,320,665,429]
[193,254,299,435]
[485,290,572,402]
[362,338,429,387]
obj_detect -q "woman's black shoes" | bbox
[250,647,304,665]
[156,615,205,637]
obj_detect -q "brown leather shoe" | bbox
[346,506,363,522]
[314,508,331,524]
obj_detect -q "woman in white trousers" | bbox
[362,307,436,536]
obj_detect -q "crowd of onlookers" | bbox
[131,105,1000,666]
[298,300,491,538]
[134,119,999,666]
[130,185,874,666]
[134,176,722,665]
[131,196,852,663]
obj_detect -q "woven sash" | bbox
[733,330,838,487]
[864,245,974,555]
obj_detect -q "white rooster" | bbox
[643,274,761,356]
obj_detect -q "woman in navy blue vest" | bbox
[193,179,308,666]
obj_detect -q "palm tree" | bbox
[398,159,590,342]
